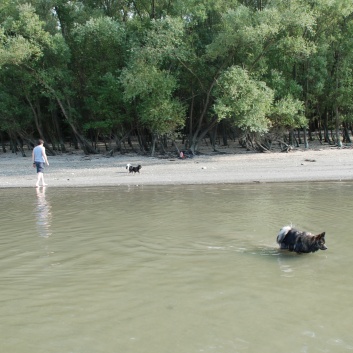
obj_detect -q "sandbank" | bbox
[1,144,353,188]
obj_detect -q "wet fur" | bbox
[277,226,327,254]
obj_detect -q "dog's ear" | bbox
[316,232,325,239]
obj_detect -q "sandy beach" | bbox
[1,142,353,188]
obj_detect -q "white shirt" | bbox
[33,145,45,163]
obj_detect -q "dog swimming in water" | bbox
[277,226,327,254]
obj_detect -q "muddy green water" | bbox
[0,182,352,353]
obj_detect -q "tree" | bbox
[213,66,274,150]
[1,0,353,154]
[120,16,186,154]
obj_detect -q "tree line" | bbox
[1,0,353,156]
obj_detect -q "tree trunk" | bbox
[303,128,309,149]
[324,111,330,144]
[51,109,66,152]
[334,53,342,147]
[137,127,149,152]
[16,137,26,157]
[25,65,97,154]
[187,92,194,150]
[0,131,6,152]
[26,96,57,156]
[57,98,96,154]
[209,126,218,151]
[189,64,226,153]
[297,129,302,145]
[343,122,351,143]
[171,139,180,156]
[335,106,342,147]
[221,120,228,146]
[151,134,157,156]
[288,129,298,147]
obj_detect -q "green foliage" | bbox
[214,66,274,133]
[122,64,176,102]
[143,17,188,63]
[84,72,127,129]
[71,16,126,71]
[138,98,185,134]
[121,63,185,133]
[120,16,187,134]
[267,69,302,99]
[0,3,52,66]
[0,27,33,66]
[270,95,307,129]
[0,89,31,132]
[1,0,353,152]
[206,5,275,62]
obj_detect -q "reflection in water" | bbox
[35,187,52,237]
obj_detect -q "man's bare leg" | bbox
[36,172,47,187]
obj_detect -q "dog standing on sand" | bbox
[126,164,142,174]
[277,226,327,254]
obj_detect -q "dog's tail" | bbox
[277,226,292,244]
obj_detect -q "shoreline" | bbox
[1,147,353,188]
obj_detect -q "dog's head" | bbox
[314,232,327,251]
[126,164,131,170]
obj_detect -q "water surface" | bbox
[1,182,352,353]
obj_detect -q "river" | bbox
[0,182,352,353]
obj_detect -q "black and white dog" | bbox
[277,226,327,254]
[126,164,142,174]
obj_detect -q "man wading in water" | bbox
[32,139,49,187]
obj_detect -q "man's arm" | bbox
[42,148,49,165]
